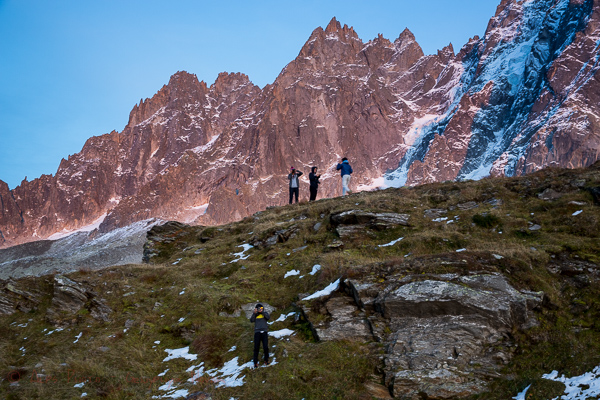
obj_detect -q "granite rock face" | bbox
[300,261,543,399]
[2,0,600,248]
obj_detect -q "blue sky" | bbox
[0,0,499,189]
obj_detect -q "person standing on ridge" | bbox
[336,157,353,195]
[309,166,321,201]
[288,167,303,204]
[250,303,270,368]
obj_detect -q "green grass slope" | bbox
[1,162,600,400]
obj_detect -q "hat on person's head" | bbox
[256,303,263,309]
[290,166,295,170]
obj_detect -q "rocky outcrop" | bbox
[300,259,543,399]
[2,0,600,248]
[46,275,112,326]
[143,221,193,263]
[330,210,410,239]
[0,278,42,315]
[249,225,299,249]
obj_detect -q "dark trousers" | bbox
[289,187,299,204]
[309,187,318,201]
[253,331,269,365]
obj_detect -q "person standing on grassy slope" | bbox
[336,157,353,195]
[250,303,270,367]
[309,166,321,201]
[288,167,303,204]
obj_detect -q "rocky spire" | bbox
[324,17,359,40]
[127,71,209,127]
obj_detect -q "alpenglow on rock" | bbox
[1,0,599,248]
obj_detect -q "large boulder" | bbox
[309,296,372,342]
[301,266,543,399]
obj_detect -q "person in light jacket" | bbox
[309,166,321,201]
[336,157,353,195]
[288,167,303,204]
[250,303,270,368]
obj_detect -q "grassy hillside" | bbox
[1,163,600,400]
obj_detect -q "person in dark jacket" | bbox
[308,166,321,201]
[336,157,353,195]
[250,303,270,367]
[287,167,303,204]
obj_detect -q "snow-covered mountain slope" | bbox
[0,219,160,279]
[1,0,599,249]
[392,0,599,185]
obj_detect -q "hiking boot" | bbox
[254,363,259,368]
[264,360,270,366]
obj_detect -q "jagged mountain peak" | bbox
[437,43,455,59]
[211,72,256,94]
[395,27,417,44]
[297,17,363,65]
[167,70,201,86]
[163,70,209,100]
[324,16,359,40]
[127,70,209,127]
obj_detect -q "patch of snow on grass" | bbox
[379,237,404,247]
[153,380,189,399]
[230,244,253,263]
[162,347,197,362]
[284,270,300,278]
[513,384,531,400]
[269,329,295,339]
[309,264,321,275]
[272,312,295,324]
[303,279,340,300]
[208,356,253,388]
[542,365,600,399]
